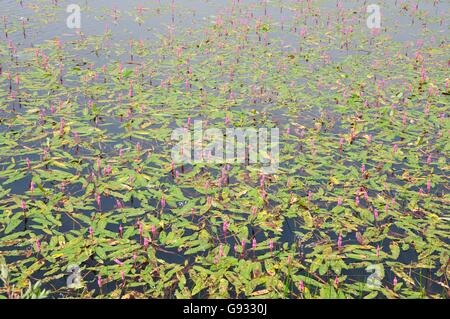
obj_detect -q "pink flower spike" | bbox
[129,80,134,97]
[151,225,156,239]
[393,144,398,154]
[252,238,257,250]
[299,280,305,292]
[420,65,426,82]
[97,275,102,288]
[223,221,228,235]
[260,175,265,189]
[393,276,398,287]
[36,238,41,252]
[114,259,124,266]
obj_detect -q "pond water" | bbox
[0,0,448,299]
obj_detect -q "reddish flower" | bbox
[97,275,102,288]
[299,280,305,292]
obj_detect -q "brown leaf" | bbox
[356,232,365,245]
